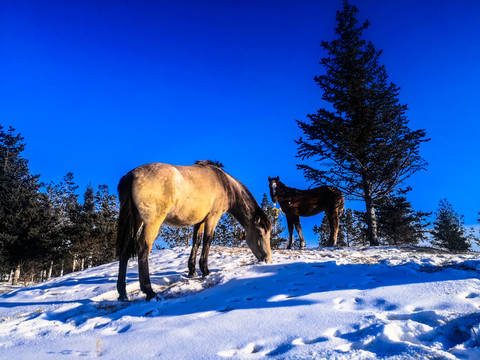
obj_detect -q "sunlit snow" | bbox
[1,246,479,359]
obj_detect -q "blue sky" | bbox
[1,0,479,245]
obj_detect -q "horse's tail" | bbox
[116,171,139,259]
[339,194,345,217]
[336,188,345,218]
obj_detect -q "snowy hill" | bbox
[1,246,480,359]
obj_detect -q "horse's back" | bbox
[129,163,229,227]
[279,184,343,217]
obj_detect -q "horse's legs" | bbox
[327,212,340,247]
[188,222,205,278]
[286,215,295,249]
[116,251,129,301]
[137,219,163,301]
[293,217,306,249]
[199,217,220,277]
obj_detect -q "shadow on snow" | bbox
[1,256,479,330]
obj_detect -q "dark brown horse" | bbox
[268,177,344,249]
[116,160,272,301]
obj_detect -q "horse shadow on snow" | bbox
[1,257,479,329]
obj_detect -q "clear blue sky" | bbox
[1,0,479,245]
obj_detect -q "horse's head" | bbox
[246,210,272,263]
[268,176,280,203]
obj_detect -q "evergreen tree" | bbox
[159,226,193,248]
[260,193,287,249]
[0,126,53,280]
[296,1,429,246]
[46,173,81,273]
[314,216,346,247]
[92,185,117,265]
[342,209,365,246]
[376,195,430,246]
[213,213,245,247]
[314,209,366,247]
[72,184,96,270]
[431,199,470,252]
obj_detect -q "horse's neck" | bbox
[227,179,257,228]
[277,182,292,198]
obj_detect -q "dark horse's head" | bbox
[268,176,280,203]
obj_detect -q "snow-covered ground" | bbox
[1,246,480,359]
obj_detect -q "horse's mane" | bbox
[194,160,224,169]
[194,160,271,231]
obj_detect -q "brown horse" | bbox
[116,160,272,301]
[268,177,344,249]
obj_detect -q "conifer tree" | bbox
[313,209,366,247]
[73,184,96,270]
[92,185,117,265]
[296,1,429,246]
[376,195,430,246]
[213,213,245,247]
[431,199,470,252]
[46,173,81,273]
[314,216,346,247]
[0,126,53,280]
[261,193,287,249]
[159,226,193,248]
[342,209,365,246]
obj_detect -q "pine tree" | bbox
[314,216,346,247]
[431,199,470,252]
[314,209,366,247]
[159,226,193,248]
[213,213,245,247]
[92,185,117,265]
[0,126,53,281]
[260,193,287,249]
[71,184,96,270]
[376,195,430,246]
[296,1,429,246]
[342,209,365,246]
[46,173,81,273]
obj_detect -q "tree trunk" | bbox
[363,185,379,246]
[12,264,21,285]
[48,260,53,280]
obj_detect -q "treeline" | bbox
[2,122,479,289]
[0,126,118,285]
[315,196,479,252]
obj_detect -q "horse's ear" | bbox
[268,176,272,182]
[276,176,280,181]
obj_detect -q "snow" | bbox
[1,246,480,359]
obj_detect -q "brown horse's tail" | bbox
[116,172,139,259]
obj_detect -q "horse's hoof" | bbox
[201,270,210,277]
[145,292,159,302]
[187,271,197,278]
[286,245,292,250]
[118,294,129,302]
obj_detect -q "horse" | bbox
[268,177,344,249]
[116,160,272,301]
